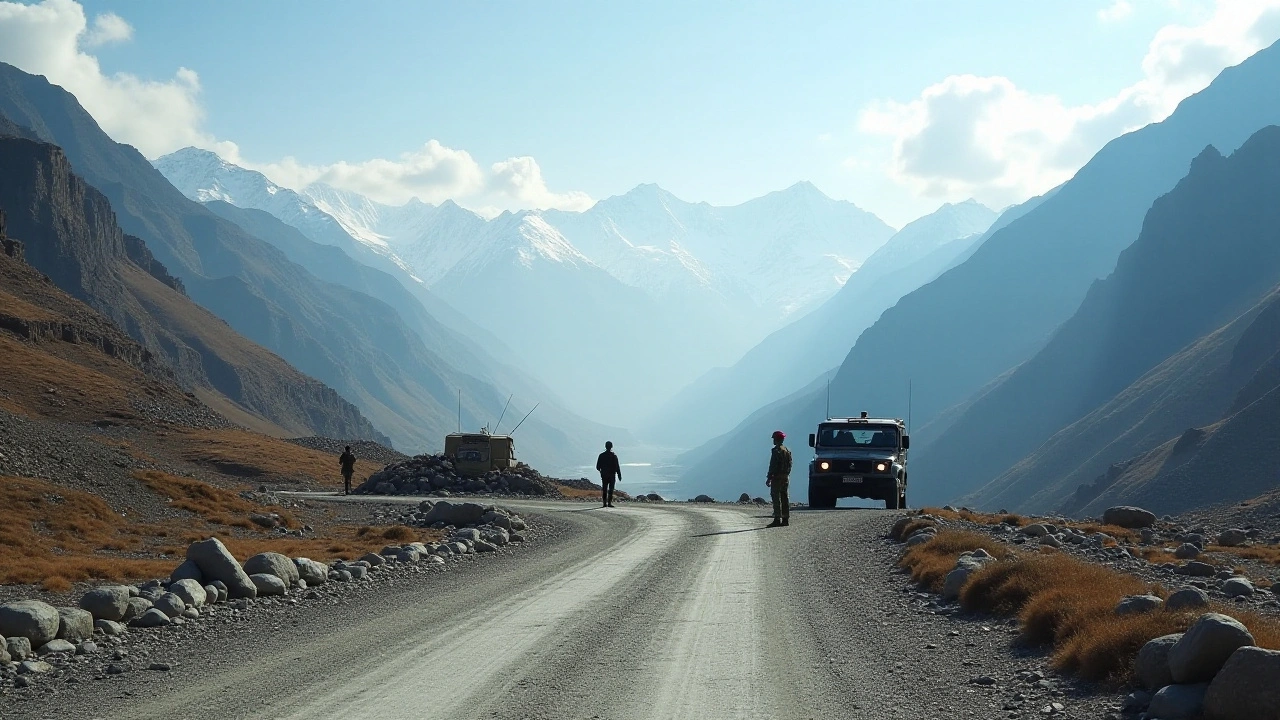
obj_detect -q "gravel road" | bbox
[5,500,1119,720]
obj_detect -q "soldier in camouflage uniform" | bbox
[766,430,792,527]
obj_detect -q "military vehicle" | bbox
[806,412,909,509]
[445,432,517,477]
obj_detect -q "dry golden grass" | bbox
[1208,544,1280,565]
[174,428,382,486]
[134,470,298,529]
[920,506,1139,542]
[898,530,1011,592]
[557,485,601,499]
[0,476,183,589]
[1139,548,1179,564]
[1056,611,1193,681]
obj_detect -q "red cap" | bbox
[772,430,785,439]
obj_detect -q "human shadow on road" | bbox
[690,527,770,538]
[546,506,609,513]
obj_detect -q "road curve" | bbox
[12,499,1118,720]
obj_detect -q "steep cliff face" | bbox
[0,136,387,444]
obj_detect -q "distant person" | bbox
[339,445,357,495]
[596,441,622,508]
[766,430,792,527]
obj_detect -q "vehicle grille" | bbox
[821,459,881,473]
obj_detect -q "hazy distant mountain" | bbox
[645,199,997,446]
[676,38,1280,502]
[289,178,894,424]
[0,61,603,463]
[955,126,1280,513]
[0,133,384,442]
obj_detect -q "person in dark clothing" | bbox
[339,446,357,495]
[596,441,622,507]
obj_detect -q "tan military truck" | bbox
[445,433,517,477]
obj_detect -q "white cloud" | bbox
[83,11,130,46]
[0,0,591,215]
[859,0,1280,208]
[1099,0,1134,23]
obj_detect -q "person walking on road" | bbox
[766,430,792,527]
[596,441,622,508]
[339,445,357,495]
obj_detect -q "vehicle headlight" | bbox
[875,462,888,472]
[819,461,830,471]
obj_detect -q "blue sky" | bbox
[4,0,1278,225]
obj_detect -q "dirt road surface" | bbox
[7,499,1116,720]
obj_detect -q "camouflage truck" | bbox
[444,433,517,477]
[806,412,909,510]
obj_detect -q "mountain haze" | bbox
[677,39,1280,502]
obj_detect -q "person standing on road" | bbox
[766,430,792,527]
[596,441,622,508]
[339,445,357,495]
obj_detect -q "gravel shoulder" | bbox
[3,499,1125,720]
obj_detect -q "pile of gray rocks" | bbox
[354,455,561,498]
[0,501,530,693]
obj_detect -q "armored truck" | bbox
[807,413,909,509]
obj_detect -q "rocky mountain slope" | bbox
[929,127,1280,510]
[0,61,593,464]
[0,136,382,441]
[646,199,996,445]
[675,38,1280,501]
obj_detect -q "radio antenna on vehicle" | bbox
[509,403,540,435]
[826,376,831,420]
[907,379,913,432]
[457,390,462,433]
[493,394,513,433]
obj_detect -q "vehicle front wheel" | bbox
[884,491,900,510]
[899,491,908,509]
[808,484,835,509]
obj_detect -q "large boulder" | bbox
[186,538,257,599]
[1169,613,1255,684]
[1102,506,1156,528]
[693,494,715,503]
[0,600,60,647]
[152,593,185,618]
[55,608,94,642]
[169,558,203,584]
[422,500,490,526]
[1174,543,1201,559]
[7,636,32,660]
[1166,588,1211,611]
[1148,683,1209,720]
[294,558,328,586]
[1137,634,1182,691]
[93,619,126,637]
[78,586,131,622]
[1221,578,1254,598]
[168,579,207,607]
[1176,561,1217,577]
[1204,646,1280,719]
[250,573,287,596]
[243,552,300,586]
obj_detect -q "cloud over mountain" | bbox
[859,0,1280,207]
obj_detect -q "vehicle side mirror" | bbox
[902,435,910,450]
[808,433,816,448]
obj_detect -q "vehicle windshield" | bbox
[817,424,899,449]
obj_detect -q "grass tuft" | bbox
[381,526,414,542]
[898,530,1010,592]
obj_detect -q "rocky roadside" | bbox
[0,499,537,709]
[893,505,1280,720]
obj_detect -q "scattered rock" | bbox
[1116,595,1164,616]
[203,584,221,604]
[129,609,171,628]
[78,586,131,622]
[169,558,203,584]
[1148,683,1208,719]
[294,557,328,585]
[1136,634,1181,691]
[1203,645,1280,719]
[1176,561,1217,577]
[422,500,491,526]
[1166,588,1211,611]
[106,662,127,675]
[76,640,97,655]
[93,619,125,637]
[17,659,52,674]
[1174,543,1202,559]
[7,636,32,660]
[243,552,301,586]
[250,573,287,597]
[1221,577,1255,598]
[359,552,386,567]
[1021,523,1050,538]
[152,593,185,618]
[186,537,257,599]
[1168,613,1255,683]
[148,662,171,672]
[1217,529,1248,547]
[1102,506,1156,529]
[693,494,715,503]
[0,600,61,647]
[122,597,151,622]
